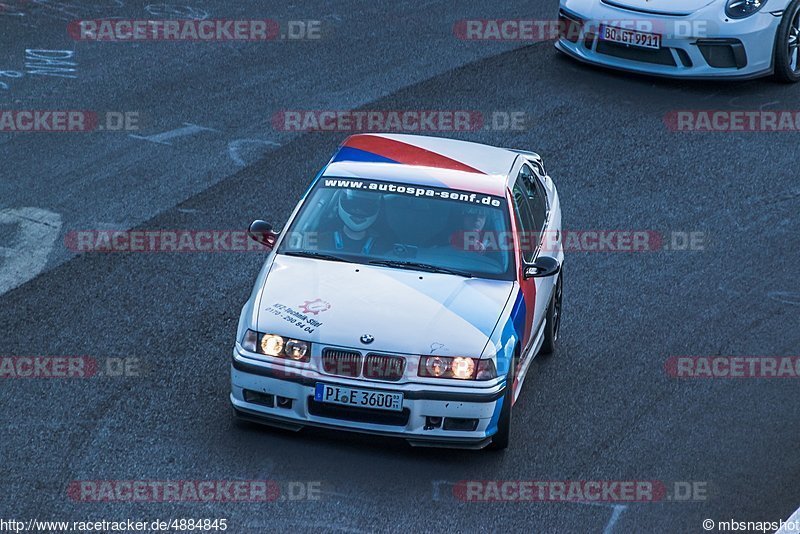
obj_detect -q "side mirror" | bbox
[530,156,546,178]
[523,256,560,279]
[247,220,278,250]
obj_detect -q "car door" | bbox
[511,164,554,349]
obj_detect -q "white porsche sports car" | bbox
[230,133,563,450]
[556,0,800,82]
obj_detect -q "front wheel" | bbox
[774,0,800,83]
[539,268,563,355]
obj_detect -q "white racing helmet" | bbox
[338,189,380,232]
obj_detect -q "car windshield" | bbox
[277,177,515,280]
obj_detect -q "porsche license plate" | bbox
[599,25,662,50]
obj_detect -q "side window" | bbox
[518,164,548,232]
[511,181,537,263]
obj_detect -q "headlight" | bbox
[451,357,476,379]
[424,356,451,377]
[240,329,311,362]
[285,338,309,360]
[418,356,496,380]
[725,0,767,19]
[260,334,284,356]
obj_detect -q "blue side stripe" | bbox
[510,290,526,349]
[487,288,525,436]
[495,288,524,379]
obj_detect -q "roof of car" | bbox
[321,133,521,197]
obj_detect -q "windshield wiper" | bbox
[283,251,351,263]
[369,260,473,278]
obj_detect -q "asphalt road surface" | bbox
[1,1,799,532]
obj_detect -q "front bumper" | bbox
[229,349,506,449]
[556,1,781,79]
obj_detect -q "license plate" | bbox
[599,25,661,50]
[314,383,403,412]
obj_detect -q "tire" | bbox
[774,0,800,83]
[487,355,516,451]
[539,268,563,355]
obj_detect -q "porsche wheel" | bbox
[774,0,800,83]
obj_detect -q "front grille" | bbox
[696,39,747,69]
[363,354,406,381]
[584,32,596,50]
[322,349,362,377]
[675,48,693,68]
[558,10,583,44]
[307,397,410,426]
[600,0,692,16]
[595,40,677,66]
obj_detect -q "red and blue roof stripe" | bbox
[333,134,486,174]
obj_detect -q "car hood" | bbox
[603,0,717,15]
[256,254,515,357]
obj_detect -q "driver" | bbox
[320,189,382,254]
[450,205,492,253]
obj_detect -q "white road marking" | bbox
[768,291,800,306]
[227,138,280,166]
[603,505,627,534]
[145,4,209,20]
[130,122,219,145]
[0,207,62,295]
[430,479,450,501]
